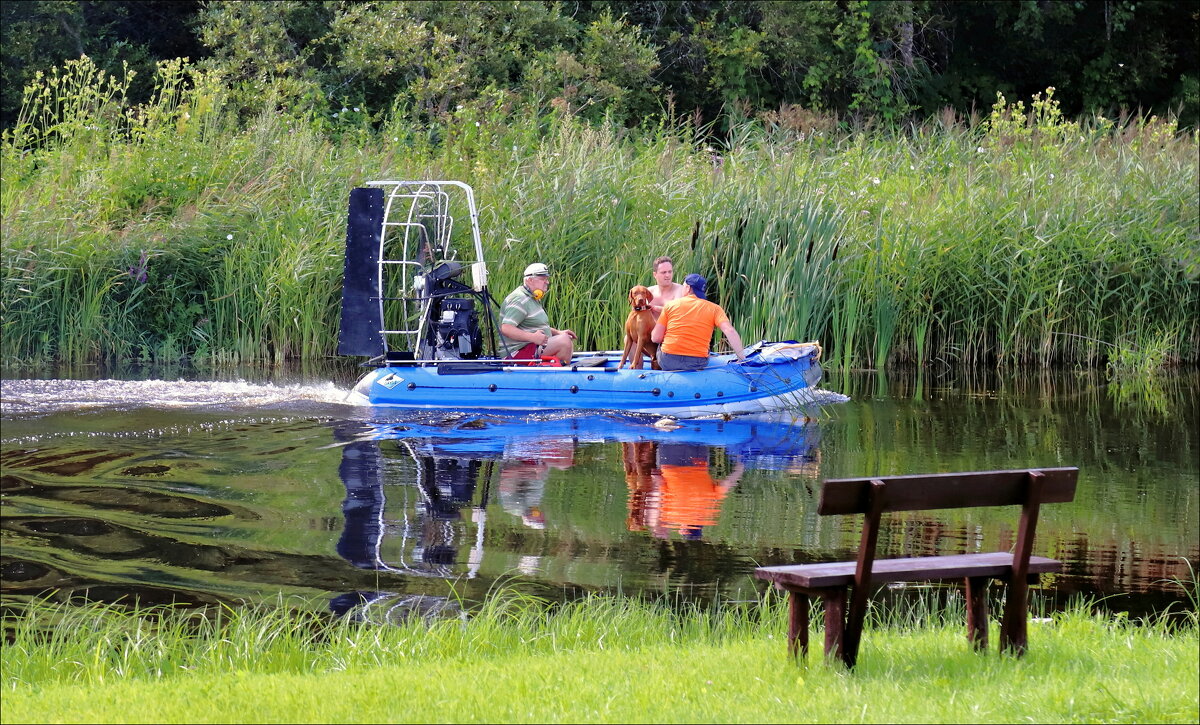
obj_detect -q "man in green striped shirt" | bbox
[499,262,576,362]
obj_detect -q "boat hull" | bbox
[349,342,823,418]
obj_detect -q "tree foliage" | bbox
[2,0,1197,129]
[1,0,203,128]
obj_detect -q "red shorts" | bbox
[506,343,563,367]
[506,343,539,360]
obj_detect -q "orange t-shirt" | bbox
[659,295,729,358]
[657,464,727,529]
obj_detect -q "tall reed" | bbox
[3,58,1196,369]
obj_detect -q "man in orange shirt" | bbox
[651,274,746,371]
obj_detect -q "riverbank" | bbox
[2,57,1197,369]
[3,593,1196,723]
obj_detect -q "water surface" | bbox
[2,367,1195,619]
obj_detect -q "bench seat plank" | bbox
[755,552,1062,589]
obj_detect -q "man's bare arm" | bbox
[717,321,745,361]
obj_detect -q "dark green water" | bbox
[2,366,1196,620]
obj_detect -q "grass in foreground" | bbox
[2,591,1196,723]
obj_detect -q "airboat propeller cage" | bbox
[338,181,495,360]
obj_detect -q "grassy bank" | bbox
[2,58,1197,369]
[2,592,1196,723]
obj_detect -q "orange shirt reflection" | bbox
[623,442,743,539]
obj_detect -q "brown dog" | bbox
[617,285,660,370]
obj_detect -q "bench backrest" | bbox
[818,467,1078,515]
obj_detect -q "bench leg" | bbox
[965,576,990,651]
[1000,574,1036,655]
[786,591,810,660]
[821,589,847,663]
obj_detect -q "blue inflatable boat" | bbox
[338,181,824,418]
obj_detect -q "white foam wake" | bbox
[0,378,357,416]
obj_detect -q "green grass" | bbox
[2,591,1196,723]
[2,57,1197,369]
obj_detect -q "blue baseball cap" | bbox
[684,274,707,300]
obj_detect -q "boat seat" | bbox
[572,355,610,368]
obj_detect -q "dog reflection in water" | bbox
[622,441,743,540]
[623,441,661,532]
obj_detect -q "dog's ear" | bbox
[629,288,636,304]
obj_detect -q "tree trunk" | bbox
[898,0,915,70]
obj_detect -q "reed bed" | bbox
[3,57,1196,369]
[2,588,1196,723]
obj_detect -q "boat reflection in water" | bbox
[330,425,490,622]
[328,412,820,619]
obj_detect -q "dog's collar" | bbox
[633,305,651,311]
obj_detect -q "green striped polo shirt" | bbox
[499,285,551,357]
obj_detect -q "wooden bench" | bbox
[755,467,1078,669]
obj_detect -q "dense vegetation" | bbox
[3,592,1197,722]
[2,2,1197,369]
[4,1,1198,130]
[1,53,1196,369]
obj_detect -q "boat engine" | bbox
[427,297,483,359]
[414,261,486,360]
